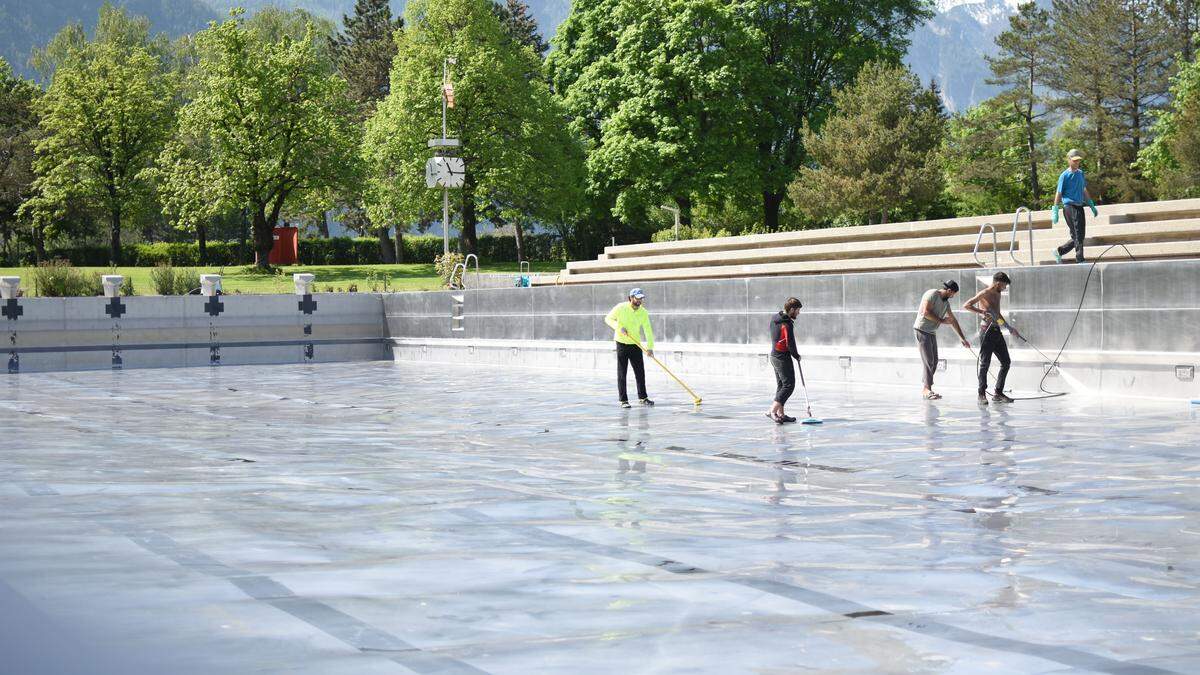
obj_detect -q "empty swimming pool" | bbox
[2,362,1198,674]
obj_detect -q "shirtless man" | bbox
[963,272,1023,405]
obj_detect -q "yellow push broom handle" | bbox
[626,332,702,404]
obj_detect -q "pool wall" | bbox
[3,293,385,372]
[5,259,1198,400]
[385,259,1200,401]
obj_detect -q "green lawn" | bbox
[0,262,564,296]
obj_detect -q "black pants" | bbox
[771,352,795,405]
[978,325,1011,395]
[1057,204,1086,262]
[616,342,647,402]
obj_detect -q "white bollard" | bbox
[293,273,315,295]
[0,276,19,300]
[102,275,124,298]
[199,274,222,297]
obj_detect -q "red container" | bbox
[268,226,299,265]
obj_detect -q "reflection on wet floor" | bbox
[1,361,1198,674]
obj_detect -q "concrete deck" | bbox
[2,361,1199,674]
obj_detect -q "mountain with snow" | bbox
[2,0,1010,113]
[906,0,1037,112]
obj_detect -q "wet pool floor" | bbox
[1,361,1199,674]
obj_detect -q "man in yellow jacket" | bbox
[604,288,655,408]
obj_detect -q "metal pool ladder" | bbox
[448,254,481,290]
[973,207,1036,268]
[1009,207,1035,266]
[973,222,999,268]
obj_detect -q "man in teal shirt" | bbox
[604,288,655,408]
[1052,149,1098,263]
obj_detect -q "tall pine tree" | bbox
[493,0,549,54]
[987,2,1053,206]
[0,58,40,264]
[1049,0,1174,201]
[791,62,946,225]
[331,0,404,261]
[1162,0,1199,63]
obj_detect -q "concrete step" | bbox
[566,230,1030,274]
[600,212,1055,260]
[535,240,1200,287]
[537,251,1001,285]
[1086,218,1200,244]
[1023,218,1200,262]
[596,198,1200,262]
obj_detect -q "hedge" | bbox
[26,233,561,267]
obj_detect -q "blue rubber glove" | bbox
[1087,199,1098,217]
[1051,203,1060,225]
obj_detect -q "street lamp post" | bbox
[660,205,681,241]
[441,57,457,257]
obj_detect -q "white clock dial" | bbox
[424,157,442,189]
[443,157,466,188]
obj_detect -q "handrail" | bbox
[463,253,480,289]
[973,222,998,268]
[1009,207,1034,266]
[449,262,466,289]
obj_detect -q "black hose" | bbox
[975,243,1137,400]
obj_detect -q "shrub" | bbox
[434,252,464,289]
[23,233,562,269]
[120,276,134,296]
[149,265,175,295]
[150,264,199,295]
[31,260,103,297]
[650,224,731,243]
[174,269,198,295]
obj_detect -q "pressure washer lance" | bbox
[974,242,1137,400]
[795,357,823,424]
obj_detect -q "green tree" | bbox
[587,0,759,226]
[0,58,41,264]
[363,0,581,256]
[743,0,931,230]
[1162,0,1199,63]
[943,97,1044,215]
[1047,0,1121,198]
[1048,0,1175,202]
[493,0,550,54]
[331,0,403,114]
[1138,54,1200,197]
[20,5,177,264]
[791,62,946,225]
[1110,0,1176,200]
[987,2,1053,206]
[158,11,361,270]
[29,3,174,83]
[545,0,635,257]
[331,0,404,262]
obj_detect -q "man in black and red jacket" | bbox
[767,297,803,424]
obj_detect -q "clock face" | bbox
[442,157,466,188]
[425,156,464,189]
[424,157,442,189]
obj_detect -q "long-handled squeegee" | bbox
[628,334,702,406]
